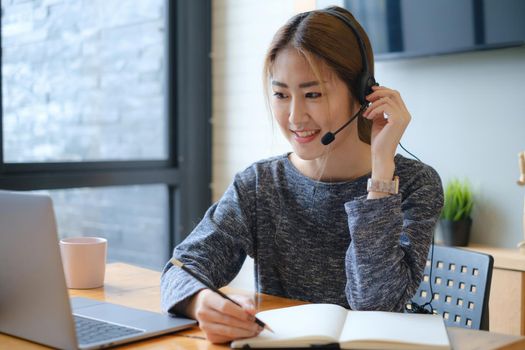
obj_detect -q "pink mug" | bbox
[59,237,107,289]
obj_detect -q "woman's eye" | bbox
[306,92,322,98]
[273,92,287,99]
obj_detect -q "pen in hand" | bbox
[169,257,274,333]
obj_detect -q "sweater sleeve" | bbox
[344,166,443,312]
[160,173,256,315]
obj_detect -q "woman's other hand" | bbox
[362,85,411,196]
[186,289,263,344]
[363,85,411,161]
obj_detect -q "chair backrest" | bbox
[408,245,494,330]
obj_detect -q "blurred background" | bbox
[1,0,524,279]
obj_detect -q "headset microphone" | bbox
[321,104,367,145]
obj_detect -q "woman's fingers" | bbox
[363,96,396,120]
[366,106,406,135]
[198,307,259,332]
[202,322,261,344]
[194,290,262,344]
[212,295,259,331]
[209,294,255,322]
[229,294,257,315]
[199,307,262,344]
[365,86,405,111]
[364,87,411,124]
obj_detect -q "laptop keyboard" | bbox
[74,315,144,345]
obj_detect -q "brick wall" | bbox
[2,0,166,162]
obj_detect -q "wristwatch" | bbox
[367,176,399,194]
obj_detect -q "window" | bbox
[2,0,167,163]
[0,0,212,270]
[36,185,168,269]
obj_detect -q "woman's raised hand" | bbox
[362,85,412,160]
[362,85,412,189]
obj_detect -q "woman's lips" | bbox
[291,129,321,144]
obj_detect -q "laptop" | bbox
[0,190,196,349]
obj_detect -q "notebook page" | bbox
[235,304,348,346]
[339,311,450,349]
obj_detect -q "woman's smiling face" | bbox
[270,47,357,161]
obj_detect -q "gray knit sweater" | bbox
[161,153,443,314]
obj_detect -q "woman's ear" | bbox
[357,115,372,145]
[346,91,371,144]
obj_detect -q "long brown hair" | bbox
[263,6,374,144]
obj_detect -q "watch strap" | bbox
[367,176,399,194]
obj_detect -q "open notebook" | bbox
[231,304,450,350]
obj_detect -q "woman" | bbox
[161,6,443,344]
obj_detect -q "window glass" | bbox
[2,0,167,162]
[35,184,169,270]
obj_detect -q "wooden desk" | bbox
[466,244,525,335]
[1,263,525,350]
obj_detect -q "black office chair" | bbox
[407,244,494,330]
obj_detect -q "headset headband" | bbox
[322,9,370,76]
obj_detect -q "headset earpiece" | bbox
[356,71,377,106]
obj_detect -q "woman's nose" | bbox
[288,99,308,126]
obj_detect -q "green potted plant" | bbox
[439,179,474,246]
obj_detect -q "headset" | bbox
[319,8,378,146]
[322,9,436,315]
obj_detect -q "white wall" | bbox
[212,0,304,203]
[212,1,525,288]
[375,47,525,248]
